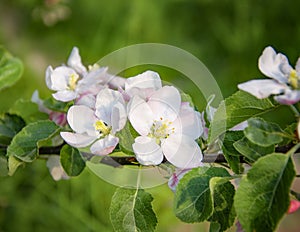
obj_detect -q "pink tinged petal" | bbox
[168,169,191,192]
[78,67,108,89]
[132,136,164,166]
[46,155,69,181]
[148,86,181,122]
[49,111,67,126]
[274,90,300,105]
[111,102,127,134]
[229,121,248,131]
[125,71,162,93]
[60,132,96,147]
[107,75,126,89]
[172,102,203,139]
[49,66,76,91]
[90,135,119,155]
[67,105,98,136]
[52,90,77,102]
[75,93,96,109]
[287,200,300,214]
[67,47,87,75]
[162,134,203,169]
[258,46,291,83]
[128,96,154,136]
[95,88,124,125]
[238,79,287,99]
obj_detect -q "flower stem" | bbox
[289,104,300,117]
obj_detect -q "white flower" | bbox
[128,85,203,168]
[123,70,162,101]
[46,47,126,103]
[60,88,126,155]
[238,46,300,105]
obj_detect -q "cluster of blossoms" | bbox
[238,46,300,105]
[44,47,204,170]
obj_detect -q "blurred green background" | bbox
[1,0,300,231]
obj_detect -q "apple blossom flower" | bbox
[45,47,126,103]
[123,70,162,101]
[238,46,300,105]
[128,85,203,169]
[60,88,127,155]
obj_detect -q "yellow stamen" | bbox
[94,120,111,135]
[289,69,298,89]
[68,73,79,90]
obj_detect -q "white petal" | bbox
[49,66,75,91]
[128,95,154,136]
[162,134,203,169]
[125,71,162,92]
[111,102,127,134]
[148,86,181,122]
[229,121,249,131]
[45,66,54,90]
[168,169,191,192]
[95,88,124,125]
[31,90,51,114]
[75,93,96,108]
[206,95,217,122]
[172,102,203,139]
[132,136,163,166]
[296,57,300,73]
[52,90,77,102]
[238,79,287,99]
[67,47,87,75]
[60,132,96,147]
[46,155,69,181]
[258,46,291,83]
[67,105,97,136]
[90,135,119,155]
[274,90,300,105]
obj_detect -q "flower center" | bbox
[94,120,111,136]
[148,118,175,144]
[288,69,299,89]
[68,73,80,90]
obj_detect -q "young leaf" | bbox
[234,136,274,162]
[0,46,23,91]
[221,131,244,174]
[60,144,85,176]
[174,166,230,223]
[7,155,24,176]
[209,90,275,143]
[0,113,25,145]
[244,118,285,147]
[209,176,236,232]
[9,99,48,124]
[7,120,60,162]
[109,187,157,232]
[234,153,296,232]
[115,121,139,155]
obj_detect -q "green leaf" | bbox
[221,131,244,174]
[209,177,236,232]
[7,155,24,176]
[43,97,71,112]
[115,121,139,155]
[180,91,195,108]
[60,144,85,176]
[234,136,274,162]
[209,90,275,143]
[7,120,60,162]
[0,152,8,176]
[234,153,296,232]
[174,167,230,223]
[244,118,285,147]
[109,187,157,232]
[0,113,25,145]
[9,99,48,124]
[0,46,23,91]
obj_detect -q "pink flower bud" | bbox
[287,200,300,214]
